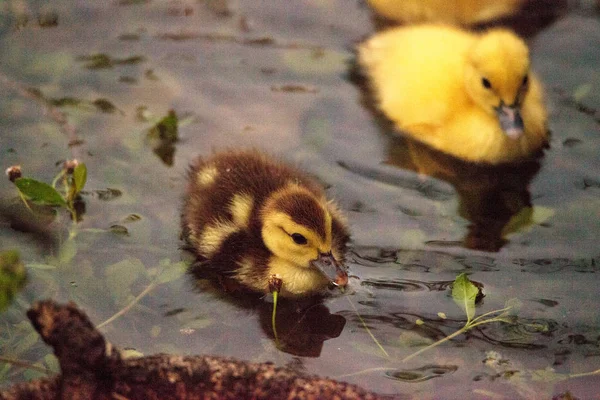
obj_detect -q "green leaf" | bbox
[73,163,87,194]
[573,83,592,102]
[182,317,213,330]
[148,110,178,143]
[451,273,479,324]
[44,354,60,373]
[14,178,66,206]
[0,250,27,312]
[156,261,188,284]
[105,258,147,306]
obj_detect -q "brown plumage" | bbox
[182,150,350,298]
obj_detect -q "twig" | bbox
[346,296,390,359]
[96,282,157,330]
[0,356,50,375]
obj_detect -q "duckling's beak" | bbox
[495,103,524,139]
[311,252,348,287]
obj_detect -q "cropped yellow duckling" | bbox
[182,150,350,298]
[367,0,523,26]
[358,25,549,164]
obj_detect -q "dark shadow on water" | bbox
[186,263,346,358]
[385,136,542,252]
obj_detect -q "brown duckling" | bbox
[182,150,350,298]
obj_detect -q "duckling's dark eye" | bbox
[522,74,529,86]
[291,233,307,245]
[482,78,492,89]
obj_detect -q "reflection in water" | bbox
[189,275,346,358]
[258,301,346,358]
[385,135,542,251]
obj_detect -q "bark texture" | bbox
[0,301,384,400]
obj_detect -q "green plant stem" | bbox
[401,326,467,363]
[0,356,50,374]
[568,368,600,380]
[16,190,33,213]
[96,282,157,330]
[334,367,391,379]
[470,306,512,324]
[401,316,511,363]
[346,296,390,359]
[51,170,65,189]
[271,290,279,345]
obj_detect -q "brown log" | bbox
[0,301,385,400]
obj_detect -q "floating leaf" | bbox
[150,325,161,337]
[73,163,87,194]
[451,273,479,323]
[505,298,523,315]
[437,312,447,319]
[415,319,424,326]
[530,367,567,383]
[14,178,66,206]
[22,365,47,381]
[122,214,142,223]
[109,224,129,236]
[573,83,592,103]
[105,258,146,305]
[93,98,117,113]
[0,250,27,312]
[156,261,188,284]
[94,188,122,201]
[44,354,60,373]
[182,317,213,330]
[121,348,144,359]
[148,110,178,143]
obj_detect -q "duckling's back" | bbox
[182,150,326,274]
[359,25,475,131]
[368,0,523,25]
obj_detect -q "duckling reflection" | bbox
[367,0,567,38]
[385,135,541,251]
[190,277,346,358]
[367,0,525,27]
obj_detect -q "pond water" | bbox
[1,1,600,398]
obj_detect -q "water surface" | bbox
[1,1,599,398]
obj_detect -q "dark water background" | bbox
[1,1,600,398]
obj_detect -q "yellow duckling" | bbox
[182,150,350,298]
[358,25,549,164]
[367,0,523,26]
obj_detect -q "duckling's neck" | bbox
[268,257,329,297]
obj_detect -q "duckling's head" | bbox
[465,29,531,139]
[261,185,348,288]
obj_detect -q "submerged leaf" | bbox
[148,110,178,143]
[73,163,87,194]
[0,250,27,312]
[156,261,188,284]
[14,178,66,206]
[451,273,479,323]
[105,258,147,305]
